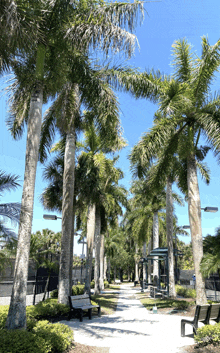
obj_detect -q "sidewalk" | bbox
[60,284,196,353]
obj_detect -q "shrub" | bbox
[195,323,220,346]
[0,329,51,353]
[50,289,58,298]
[0,306,9,329]
[90,280,95,288]
[104,281,109,289]
[33,320,73,353]
[175,285,196,298]
[26,299,69,320]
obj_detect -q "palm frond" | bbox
[66,1,144,57]
[171,38,194,82]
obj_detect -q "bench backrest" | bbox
[196,305,210,323]
[209,303,220,321]
[69,294,91,308]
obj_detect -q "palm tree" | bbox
[40,66,126,303]
[75,122,126,294]
[112,37,220,305]
[6,0,144,325]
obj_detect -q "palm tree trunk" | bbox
[42,270,51,301]
[147,237,152,283]
[99,234,105,290]
[6,85,43,330]
[94,206,101,295]
[187,154,207,305]
[135,243,139,282]
[84,203,96,294]
[152,212,159,281]
[107,257,110,283]
[166,177,176,298]
[58,126,75,305]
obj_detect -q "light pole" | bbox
[43,214,62,220]
[79,238,86,284]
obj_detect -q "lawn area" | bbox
[91,292,119,315]
[137,292,195,312]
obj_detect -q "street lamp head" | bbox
[182,225,190,229]
[202,207,218,213]
[43,214,59,220]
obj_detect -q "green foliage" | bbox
[175,285,196,298]
[50,289,58,298]
[0,320,73,353]
[0,329,51,353]
[72,284,85,295]
[104,281,109,288]
[195,323,220,346]
[33,320,73,353]
[26,299,69,320]
[0,306,9,329]
[201,227,220,278]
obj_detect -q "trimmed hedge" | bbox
[26,299,69,320]
[195,323,220,346]
[175,285,196,298]
[33,320,73,352]
[0,320,73,353]
[0,329,51,353]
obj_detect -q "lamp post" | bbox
[43,214,62,220]
[79,238,86,284]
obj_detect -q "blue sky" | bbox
[1,0,220,254]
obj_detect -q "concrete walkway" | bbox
[61,284,197,353]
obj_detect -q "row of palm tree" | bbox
[110,37,220,304]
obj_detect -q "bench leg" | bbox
[88,308,92,320]
[181,321,185,337]
[79,310,83,322]
[98,307,101,317]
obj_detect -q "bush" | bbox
[26,299,69,320]
[104,281,109,289]
[0,306,9,329]
[90,280,95,289]
[0,329,51,353]
[72,284,85,295]
[175,285,196,298]
[33,320,73,353]
[50,289,58,298]
[195,323,220,346]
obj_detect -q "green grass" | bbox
[91,292,119,315]
[137,293,195,311]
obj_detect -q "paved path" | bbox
[61,284,196,353]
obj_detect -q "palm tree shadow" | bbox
[62,315,159,340]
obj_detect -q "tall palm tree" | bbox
[75,122,126,294]
[113,37,220,304]
[6,0,145,327]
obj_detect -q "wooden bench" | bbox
[181,304,220,336]
[68,294,101,322]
